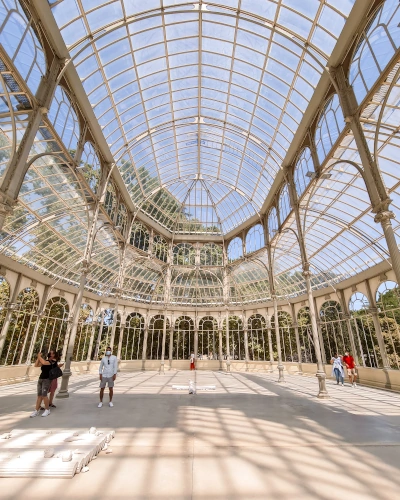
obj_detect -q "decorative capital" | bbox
[302,270,311,278]
[81,259,91,274]
[374,210,395,224]
[0,192,17,218]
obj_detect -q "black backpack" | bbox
[49,361,63,380]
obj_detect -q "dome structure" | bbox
[0,0,400,374]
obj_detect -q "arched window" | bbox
[375,281,400,369]
[0,277,10,332]
[130,223,149,252]
[34,296,70,359]
[147,315,169,360]
[349,291,383,368]
[121,312,144,360]
[116,202,128,235]
[271,311,296,362]
[297,307,316,363]
[350,0,400,104]
[227,237,243,262]
[92,309,120,360]
[73,304,94,361]
[248,314,268,361]
[246,224,264,254]
[222,316,245,360]
[268,207,278,240]
[0,287,39,365]
[0,2,46,95]
[278,184,291,224]
[200,243,223,266]
[173,316,194,360]
[315,94,345,164]
[48,86,80,156]
[104,182,117,221]
[198,316,218,360]
[80,142,101,194]
[319,300,351,362]
[171,270,223,307]
[153,234,168,262]
[294,147,313,197]
[173,243,196,266]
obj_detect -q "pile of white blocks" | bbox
[0,427,115,478]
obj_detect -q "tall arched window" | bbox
[80,142,101,194]
[147,315,169,360]
[268,207,278,240]
[173,316,194,360]
[227,237,243,262]
[245,224,264,254]
[104,182,117,221]
[349,291,382,368]
[297,307,316,363]
[319,300,351,362]
[0,277,10,333]
[173,243,196,266]
[271,311,296,362]
[0,1,46,95]
[350,0,400,104]
[278,184,291,224]
[130,223,149,252]
[375,281,400,369]
[116,202,128,235]
[0,287,39,365]
[153,235,168,262]
[223,316,245,360]
[48,86,80,156]
[294,147,313,197]
[248,314,268,361]
[73,304,94,361]
[315,94,345,164]
[34,296,70,358]
[198,316,218,360]
[200,243,223,266]
[121,312,144,360]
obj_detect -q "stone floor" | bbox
[1,370,400,499]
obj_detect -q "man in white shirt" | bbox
[98,346,118,408]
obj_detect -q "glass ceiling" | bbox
[49,0,355,235]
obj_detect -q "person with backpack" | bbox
[31,350,60,417]
[45,351,63,408]
[330,354,345,386]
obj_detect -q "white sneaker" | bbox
[98,402,103,408]
[41,409,50,417]
[109,402,114,407]
[341,383,344,386]
[353,382,357,387]
[30,410,39,418]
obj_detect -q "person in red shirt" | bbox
[343,351,357,387]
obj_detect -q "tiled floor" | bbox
[1,370,400,499]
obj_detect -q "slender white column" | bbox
[218,327,223,371]
[160,312,167,374]
[141,326,149,371]
[225,309,231,372]
[194,327,199,361]
[243,324,250,371]
[273,296,285,382]
[293,322,303,375]
[266,320,274,373]
[168,327,174,362]
[117,308,126,363]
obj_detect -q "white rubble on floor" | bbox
[0,428,115,478]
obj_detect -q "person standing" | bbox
[98,346,118,408]
[330,354,344,386]
[343,351,357,387]
[30,351,57,417]
[190,352,195,371]
[48,351,63,407]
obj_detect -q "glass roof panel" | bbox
[50,0,355,235]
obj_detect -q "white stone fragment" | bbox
[44,448,54,458]
[81,466,89,473]
[62,451,73,462]
[0,433,11,440]
[89,427,97,435]
[105,448,112,454]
